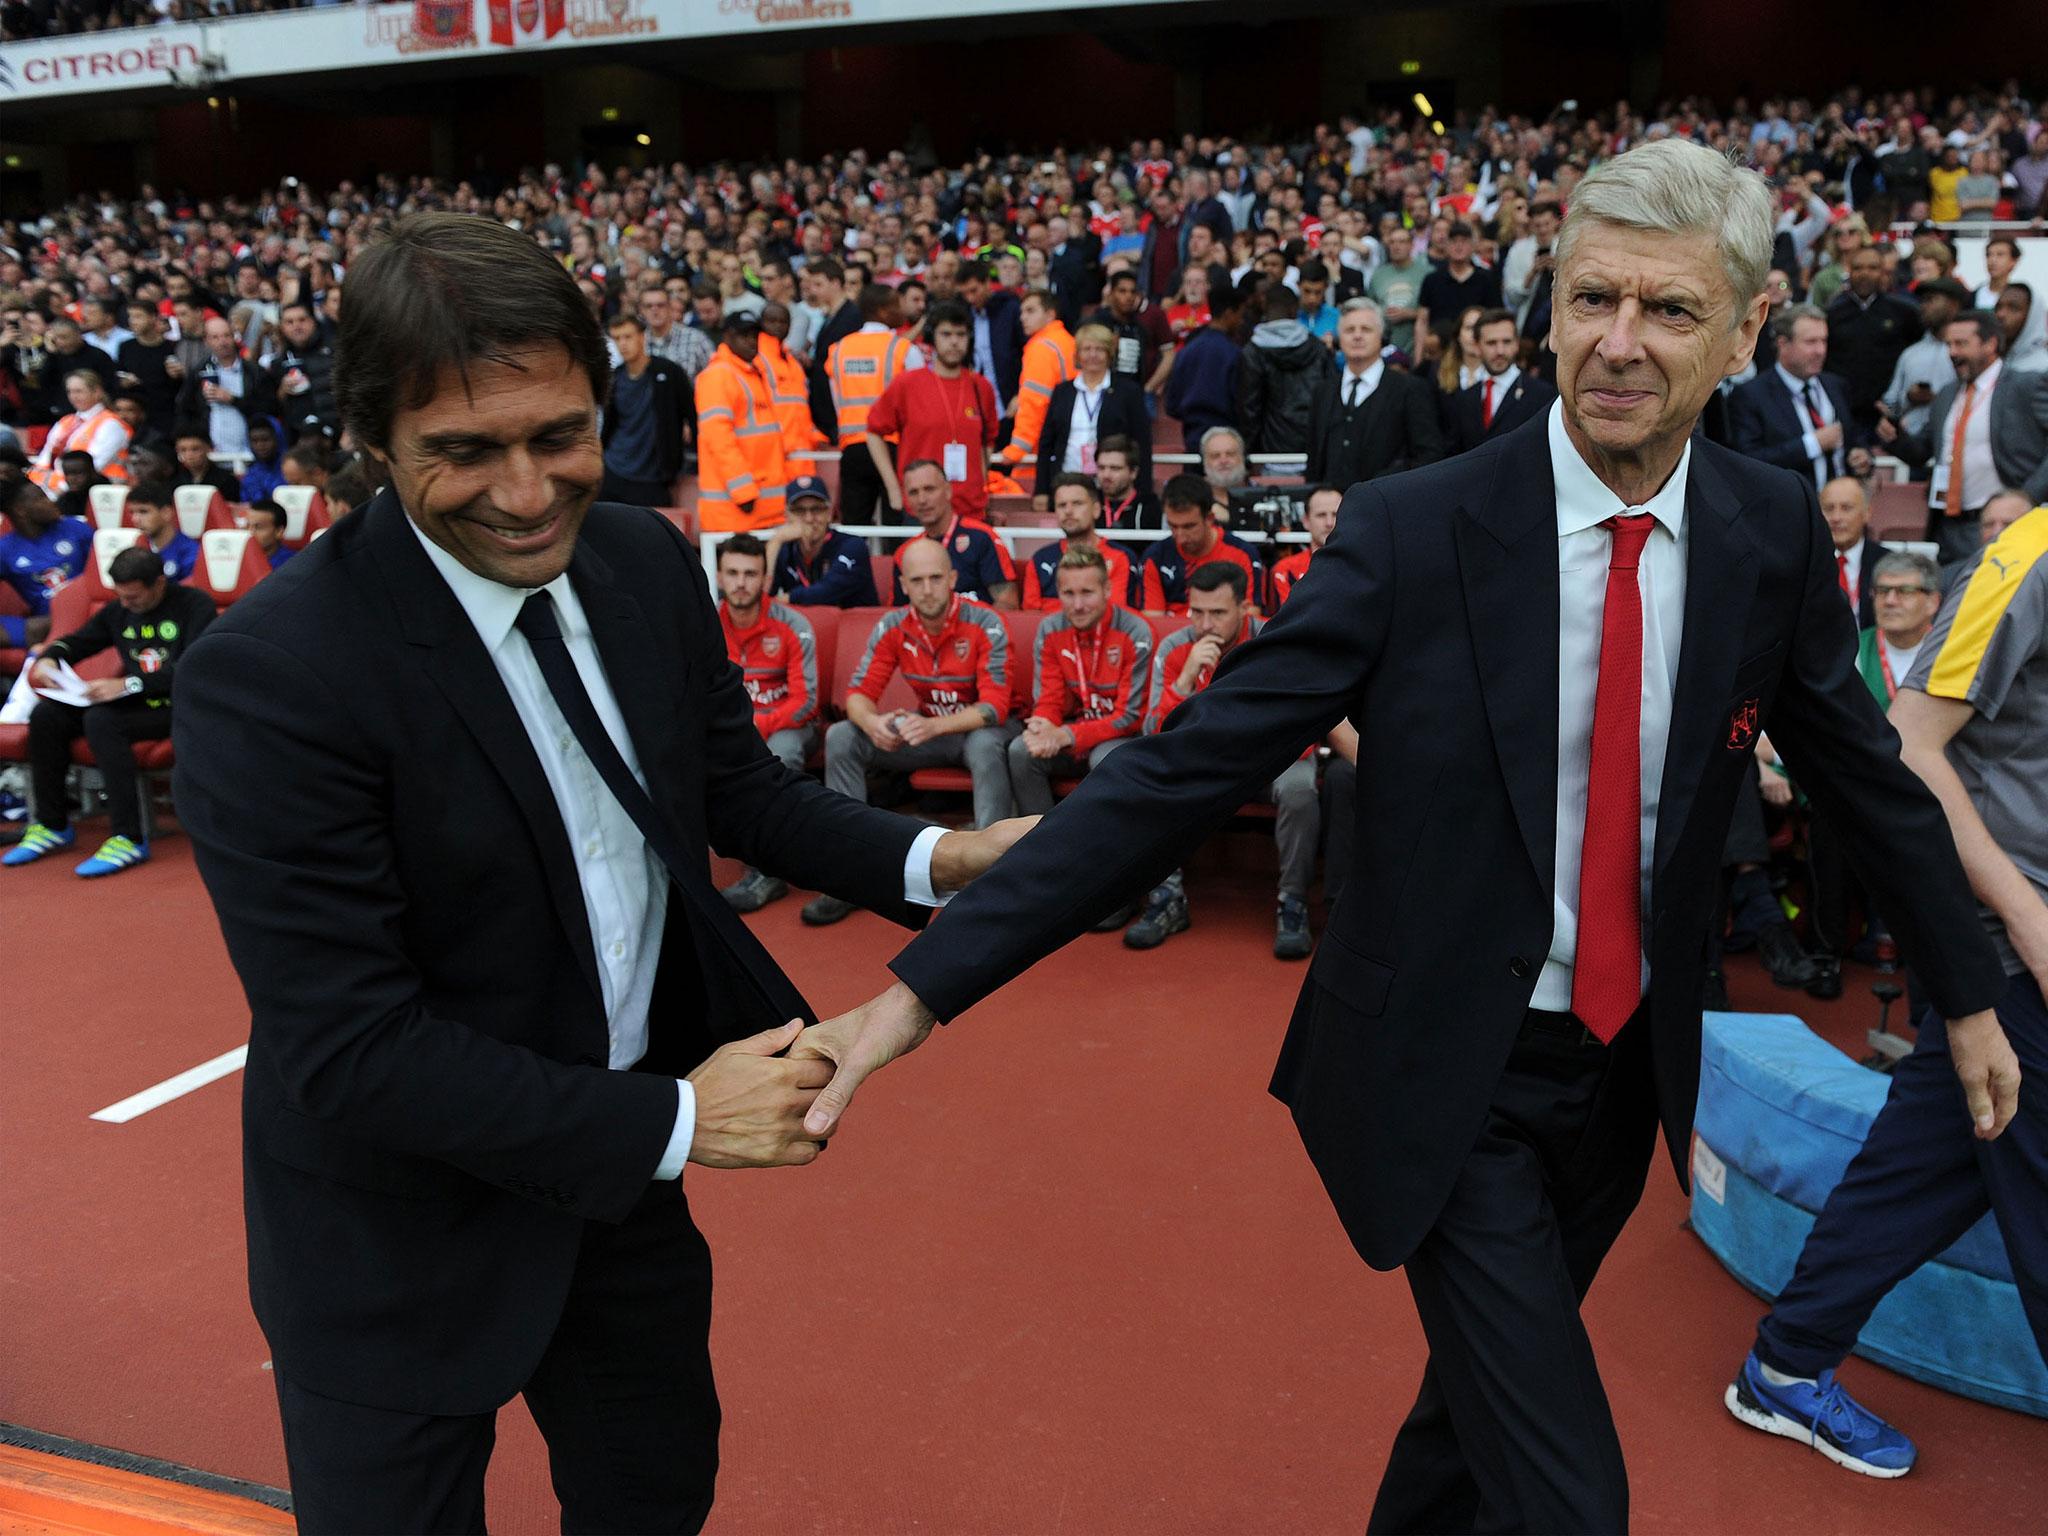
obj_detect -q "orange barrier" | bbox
[0,1445,291,1536]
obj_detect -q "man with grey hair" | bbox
[795,136,2012,1531]
[1199,423,1249,493]
[1306,296,1445,488]
[1728,302,1857,492]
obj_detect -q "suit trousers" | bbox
[824,717,1018,828]
[1367,1008,1659,1536]
[839,443,890,525]
[1755,972,2048,1378]
[274,1180,720,1536]
[28,698,170,843]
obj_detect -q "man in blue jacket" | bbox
[1164,278,1247,453]
[768,477,879,607]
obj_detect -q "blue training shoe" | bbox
[1725,1351,1916,1477]
[75,835,149,878]
[2,822,75,866]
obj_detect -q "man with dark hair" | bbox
[599,312,688,508]
[1083,269,1175,403]
[890,459,1018,608]
[265,301,339,441]
[0,478,92,650]
[322,459,378,522]
[115,300,182,439]
[716,532,821,914]
[1163,277,1249,453]
[1115,559,1319,958]
[1826,245,1924,435]
[802,255,861,441]
[696,313,790,534]
[177,315,257,458]
[1238,281,1338,456]
[1270,484,1342,606]
[823,284,923,525]
[1095,434,1161,531]
[172,211,1024,1533]
[1415,220,1503,348]
[1137,473,1263,614]
[955,258,1025,408]
[1454,307,1558,452]
[171,427,243,503]
[1729,303,1858,491]
[246,498,295,571]
[1021,473,1132,610]
[865,299,993,523]
[5,545,214,878]
[126,480,200,583]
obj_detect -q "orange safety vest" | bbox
[28,405,131,493]
[759,333,826,456]
[825,328,917,448]
[694,343,789,534]
[1002,320,1077,466]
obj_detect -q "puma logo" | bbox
[1987,553,2017,579]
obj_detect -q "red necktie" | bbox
[1482,377,1496,429]
[1571,513,1657,1043]
[1837,550,1850,598]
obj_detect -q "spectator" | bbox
[1238,282,1337,457]
[1857,549,1943,706]
[1045,214,1104,329]
[1122,561,1318,959]
[1996,283,2048,376]
[1008,544,1153,821]
[1296,260,1342,346]
[1502,200,1563,343]
[3,545,214,879]
[1164,262,1212,345]
[1164,280,1248,453]
[246,498,295,571]
[114,301,181,439]
[1306,297,1445,489]
[1001,289,1077,475]
[766,475,879,607]
[1452,307,1556,453]
[30,370,130,494]
[957,259,1024,410]
[171,428,242,502]
[1926,145,1966,224]
[1818,474,1891,630]
[321,457,377,521]
[864,299,992,523]
[639,285,714,378]
[1269,484,1342,606]
[1435,303,1488,404]
[281,440,329,494]
[264,301,339,442]
[714,532,821,914]
[1021,473,1134,611]
[1880,279,1966,439]
[1825,245,1923,436]
[802,257,861,441]
[24,319,117,427]
[830,284,926,524]
[1729,303,1856,491]
[77,298,133,361]
[1084,269,1176,408]
[1137,473,1264,615]
[1368,224,1433,357]
[1140,187,1185,301]
[126,479,200,582]
[1415,221,1503,351]
[1882,312,2048,562]
[1095,434,1161,532]
[1976,235,2021,314]
[1805,216,1869,312]
[695,312,789,534]
[0,478,91,650]
[1035,323,1149,506]
[810,537,1016,925]
[757,302,823,457]
[239,417,287,503]
[1201,425,1250,495]
[177,316,259,459]
[1953,148,2002,222]
[598,313,687,508]
[889,459,1018,608]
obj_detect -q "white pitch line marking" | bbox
[90,1045,248,1123]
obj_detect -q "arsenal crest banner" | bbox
[488,0,566,46]
[414,0,473,40]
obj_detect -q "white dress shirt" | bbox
[208,359,252,456]
[1060,374,1110,472]
[411,519,950,1181]
[1340,359,1385,409]
[1776,363,1841,489]
[1940,360,2001,512]
[1838,539,1866,609]
[1536,400,1690,1010]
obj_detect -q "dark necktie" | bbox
[1801,381,1841,477]
[1345,376,1363,410]
[1571,513,1656,1044]
[512,590,811,1026]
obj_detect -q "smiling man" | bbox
[170,214,1027,1534]
[793,138,2013,1531]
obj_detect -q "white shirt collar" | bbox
[1774,362,1818,397]
[1484,363,1520,396]
[1969,359,2002,394]
[1076,373,1108,396]
[1546,398,1690,541]
[1343,358,1385,393]
[407,512,588,657]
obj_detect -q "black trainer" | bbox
[721,868,789,913]
[801,894,856,926]
[1123,882,1190,950]
[1274,896,1312,960]
[1757,922,1820,990]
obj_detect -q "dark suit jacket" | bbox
[970,290,1026,405]
[1305,366,1446,489]
[806,300,863,441]
[1047,236,1104,328]
[1893,367,2048,507]
[1035,375,1152,494]
[1728,368,1858,482]
[886,417,2004,1270]
[1453,371,1556,453]
[173,491,927,1414]
[1847,531,1889,631]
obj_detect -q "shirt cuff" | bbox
[654,1078,697,1181]
[904,822,955,909]
[1800,429,1821,463]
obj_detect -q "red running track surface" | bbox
[2,828,2042,1533]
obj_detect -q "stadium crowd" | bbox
[2,83,2046,977]
[0,0,313,42]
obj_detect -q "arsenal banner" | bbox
[488,0,567,47]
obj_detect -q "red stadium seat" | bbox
[827,606,917,717]
[0,582,27,676]
[194,529,269,607]
[271,486,331,548]
[87,485,131,532]
[905,606,1047,797]
[871,553,898,604]
[790,605,839,717]
[173,485,238,538]
[79,529,143,601]
[1870,481,1930,542]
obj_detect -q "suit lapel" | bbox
[1454,419,1560,887]
[364,492,604,1005]
[1653,446,1761,886]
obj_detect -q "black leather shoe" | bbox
[1805,956,1844,1000]
[800,894,856,926]
[1757,922,1820,990]
[1090,902,1137,934]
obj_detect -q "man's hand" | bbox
[1021,717,1069,760]
[862,712,906,751]
[791,981,938,1137]
[895,712,944,746]
[26,655,57,690]
[1947,1010,2021,1139]
[1847,446,1873,477]
[928,814,1038,893]
[1874,414,1899,445]
[1178,635,1223,694]
[1758,769,1794,808]
[685,1019,833,1168]
[164,356,184,379]
[1814,421,1845,453]
[83,678,129,703]
[1906,381,1934,407]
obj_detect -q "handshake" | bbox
[684,816,1035,1169]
